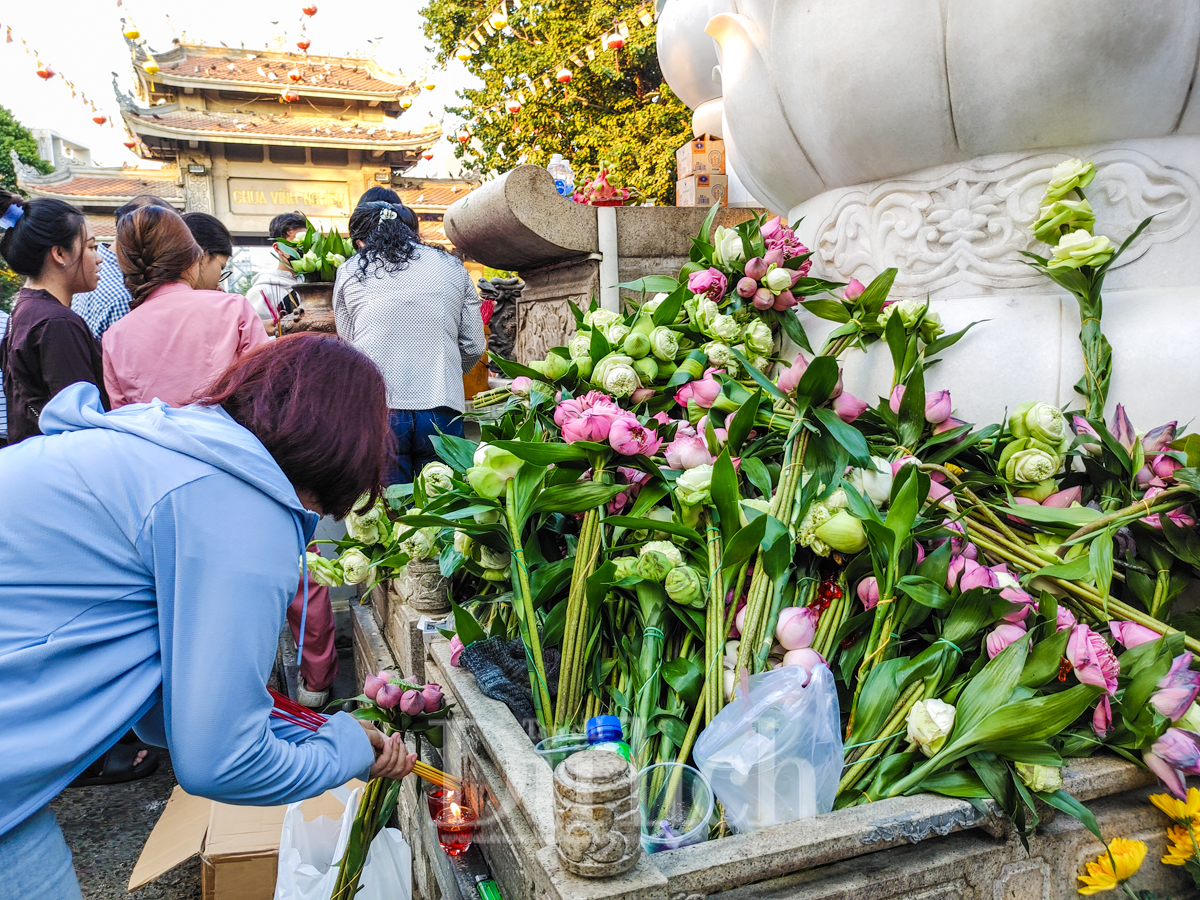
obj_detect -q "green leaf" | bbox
[896,575,952,609]
[652,281,689,328]
[726,389,762,456]
[541,597,569,648]
[605,515,702,545]
[957,684,1101,756]
[431,433,478,472]
[1002,502,1102,528]
[954,637,1030,735]
[662,657,703,707]
[857,268,898,317]
[793,356,840,412]
[741,457,773,499]
[1037,789,1102,842]
[490,354,557,384]
[489,440,592,466]
[620,275,680,294]
[1018,627,1071,688]
[918,770,991,799]
[712,449,742,544]
[650,712,689,748]
[590,326,610,361]
[722,514,788,574]
[812,407,871,466]
[896,360,927,450]
[801,299,852,324]
[775,308,813,354]
[731,347,790,404]
[1031,556,1092,581]
[1088,527,1114,606]
[667,349,709,387]
[924,323,980,359]
[527,482,625,516]
[450,600,487,648]
[884,307,907,374]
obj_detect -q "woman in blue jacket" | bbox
[0,332,414,899]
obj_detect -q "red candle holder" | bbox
[436,802,477,857]
[426,787,459,821]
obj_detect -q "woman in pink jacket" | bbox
[102,206,269,408]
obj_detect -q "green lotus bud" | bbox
[813,510,867,553]
[1015,763,1063,793]
[466,465,507,499]
[636,550,673,582]
[339,548,372,586]
[709,314,741,343]
[604,322,630,346]
[1048,229,1114,270]
[623,331,651,359]
[703,341,734,367]
[1042,158,1096,203]
[738,498,771,528]
[1016,478,1058,503]
[633,356,658,383]
[584,308,622,330]
[1032,198,1095,246]
[1003,445,1061,484]
[675,464,713,507]
[685,296,720,332]
[573,356,594,380]
[743,318,773,356]
[906,698,955,758]
[612,556,639,580]
[478,545,511,570]
[630,312,656,337]
[596,359,640,398]
[664,565,706,609]
[474,444,523,479]
[527,359,547,375]
[1009,401,1070,448]
[569,330,593,359]
[473,508,502,525]
[400,527,438,560]
[649,326,679,362]
[543,351,571,381]
[453,530,474,558]
[420,461,455,498]
[639,539,683,567]
[307,553,344,587]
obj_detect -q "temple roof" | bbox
[135,43,416,101]
[11,155,184,209]
[121,106,439,150]
[391,181,475,211]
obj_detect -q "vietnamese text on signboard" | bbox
[227,178,350,217]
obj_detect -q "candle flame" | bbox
[449,802,461,816]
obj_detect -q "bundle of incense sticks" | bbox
[269,688,462,791]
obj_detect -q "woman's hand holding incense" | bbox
[358,719,417,780]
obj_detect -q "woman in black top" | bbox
[0,192,106,444]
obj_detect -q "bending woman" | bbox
[0,334,414,899]
[334,201,485,484]
[0,192,107,444]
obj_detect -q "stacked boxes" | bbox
[675,135,727,207]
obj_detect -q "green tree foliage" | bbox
[0,104,52,195]
[421,1,691,204]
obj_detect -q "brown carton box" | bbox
[676,135,726,178]
[676,174,729,208]
[130,782,360,900]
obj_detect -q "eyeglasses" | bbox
[218,263,235,284]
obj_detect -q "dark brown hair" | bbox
[116,205,201,308]
[0,192,87,279]
[198,333,391,519]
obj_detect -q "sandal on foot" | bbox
[296,677,330,710]
[72,742,161,787]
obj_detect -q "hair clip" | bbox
[378,207,398,223]
[0,204,24,230]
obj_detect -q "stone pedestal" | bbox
[444,165,761,363]
[554,751,641,878]
[396,558,451,615]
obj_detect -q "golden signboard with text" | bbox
[227,178,350,218]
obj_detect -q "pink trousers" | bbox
[287,571,338,692]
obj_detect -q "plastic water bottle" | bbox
[547,153,575,196]
[586,715,632,763]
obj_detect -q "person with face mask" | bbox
[246,211,306,333]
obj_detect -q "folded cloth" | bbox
[461,636,559,739]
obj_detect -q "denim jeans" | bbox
[387,407,463,485]
[0,805,82,900]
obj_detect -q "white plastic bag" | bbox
[693,664,842,832]
[274,785,412,900]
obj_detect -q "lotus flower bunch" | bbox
[363,670,447,719]
[997,401,1073,485]
[775,353,869,424]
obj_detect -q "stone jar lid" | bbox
[555,750,636,804]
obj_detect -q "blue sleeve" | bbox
[140,474,375,804]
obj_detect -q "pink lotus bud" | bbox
[928,479,956,509]
[744,257,769,280]
[842,278,866,301]
[1152,454,1182,481]
[376,683,403,709]
[630,388,657,404]
[781,647,826,686]
[736,276,758,298]
[947,554,966,590]
[1000,587,1034,623]
[772,290,797,311]
[400,689,426,716]
[1043,486,1083,508]
[775,606,818,651]
[364,674,387,702]
[1072,415,1102,455]
[986,622,1028,659]
[776,352,809,395]
[421,683,444,711]
[913,542,926,565]
[924,391,952,424]
[1092,695,1112,737]
[1111,404,1137,454]
[931,416,967,439]
[891,455,919,477]
[789,268,806,288]
[1135,465,1156,489]
[1056,605,1077,632]
[1143,422,1178,453]
[763,248,785,268]
[833,391,868,424]
[959,560,999,592]
[510,376,532,396]
[752,287,774,310]
[1110,620,1161,649]
[450,634,466,667]
[888,385,905,414]
[857,576,879,610]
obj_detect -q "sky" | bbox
[0,0,477,171]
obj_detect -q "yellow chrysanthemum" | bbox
[1150,787,1200,825]
[1077,838,1147,895]
[1162,823,1200,866]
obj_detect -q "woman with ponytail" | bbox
[102,205,268,407]
[334,201,485,484]
[0,191,106,444]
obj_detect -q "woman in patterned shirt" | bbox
[333,201,485,484]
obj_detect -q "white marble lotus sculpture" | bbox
[658,0,1200,428]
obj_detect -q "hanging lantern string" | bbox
[461,0,654,124]
[0,19,117,127]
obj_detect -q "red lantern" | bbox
[457,130,470,143]
[555,67,572,84]
[422,150,434,160]
[296,38,311,51]
[93,114,108,125]
[302,4,317,15]
[280,88,300,102]
[505,98,521,114]
[606,33,625,50]
[123,139,138,149]
[36,65,55,80]
[287,68,302,83]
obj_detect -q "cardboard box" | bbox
[676,174,729,208]
[676,135,726,178]
[130,782,361,900]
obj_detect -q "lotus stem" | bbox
[506,479,553,736]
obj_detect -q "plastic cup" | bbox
[638,762,714,854]
[534,733,590,770]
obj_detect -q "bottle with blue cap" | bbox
[586,715,632,763]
